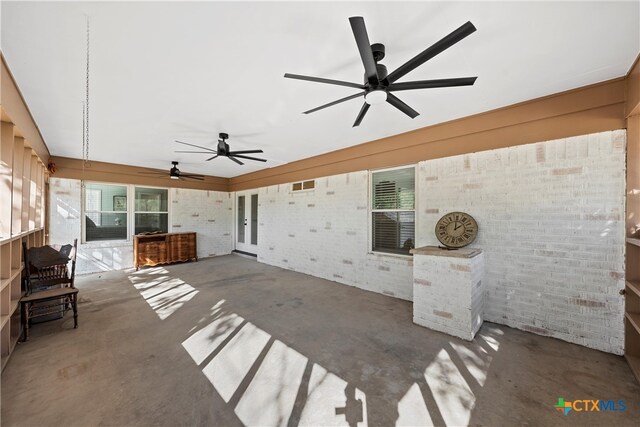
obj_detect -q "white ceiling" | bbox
[1,1,638,178]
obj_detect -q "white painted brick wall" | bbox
[413,251,485,340]
[417,130,626,354]
[170,188,234,258]
[48,128,626,354]
[256,171,414,300]
[49,178,233,275]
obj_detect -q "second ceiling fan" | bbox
[285,17,478,127]
[175,133,266,165]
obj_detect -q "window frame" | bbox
[291,180,316,192]
[368,165,417,257]
[81,182,172,244]
[81,181,130,244]
[133,186,170,235]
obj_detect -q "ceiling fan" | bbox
[138,161,205,181]
[284,17,478,127]
[175,133,266,165]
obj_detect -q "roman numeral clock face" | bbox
[435,212,478,248]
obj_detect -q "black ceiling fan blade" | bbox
[174,150,217,154]
[181,175,205,181]
[229,149,264,155]
[386,21,476,84]
[175,140,217,152]
[206,155,219,161]
[388,77,478,92]
[232,154,267,162]
[228,156,244,165]
[284,73,365,90]
[304,91,365,114]
[386,93,419,119]
[349,17,379,85]
[138,171,168,175]
[352,102,370,127]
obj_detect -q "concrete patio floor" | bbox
[1,254,639,426]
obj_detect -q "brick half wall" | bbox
[417,130,626,354]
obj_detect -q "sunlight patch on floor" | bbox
[183,312,244,365]
[127,269,198,320]
[203,322,271,402]
[449,342,489,387]
[180,299,502,427]
[181,303,368,426]
[424,349,475,427]
[396,383,433,426]
[235,340,308,426]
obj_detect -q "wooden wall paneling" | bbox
[11,137,23,235]
[628,115,640,241]
[34,162,41,228]
[29,155,37,229]
[627,54,640,117]
[625,53,640,384]
[21,146,32,232]
[0,122,13,239]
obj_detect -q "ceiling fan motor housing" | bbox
[371,43,385,62]
[217,140,230,155]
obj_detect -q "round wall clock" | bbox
[435,211,478,249]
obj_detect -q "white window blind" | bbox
[371,167,415,255]
[85,188,102,226]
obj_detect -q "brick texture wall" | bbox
[256,172,414,300]
[48,129,626,354]
[170,188,233,258]
[49,178,233,274]
[417,130,626,354]
[413,251,485,340]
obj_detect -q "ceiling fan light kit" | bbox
[364,89,387,105]
[284,16,478,127]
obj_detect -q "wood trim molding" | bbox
[229,78,626,192]
[1,54,50,164]
[24,73,633,194]
[627,53,640,117]
[50,156,229,192]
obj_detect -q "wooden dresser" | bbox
[134,232,197,270]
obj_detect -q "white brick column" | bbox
[411,246,485,341]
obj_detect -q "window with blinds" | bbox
[371,167,415,255]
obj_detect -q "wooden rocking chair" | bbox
[20,239,79,341]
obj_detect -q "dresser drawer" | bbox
[135,233,197,269]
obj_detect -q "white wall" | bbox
[49,178,233,275]
[170,187,234,258]
[48,129,626,354]
[253,130,626,354]
[417,130,626,354]
[256,172,414,300]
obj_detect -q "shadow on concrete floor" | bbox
[2,254,639,426]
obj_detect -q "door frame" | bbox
[234,190,259,255]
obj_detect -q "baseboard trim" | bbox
[232,249,257,258]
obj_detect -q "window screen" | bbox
[84,183,127,242]
[134,187,168,235]
[371,167,415,255]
